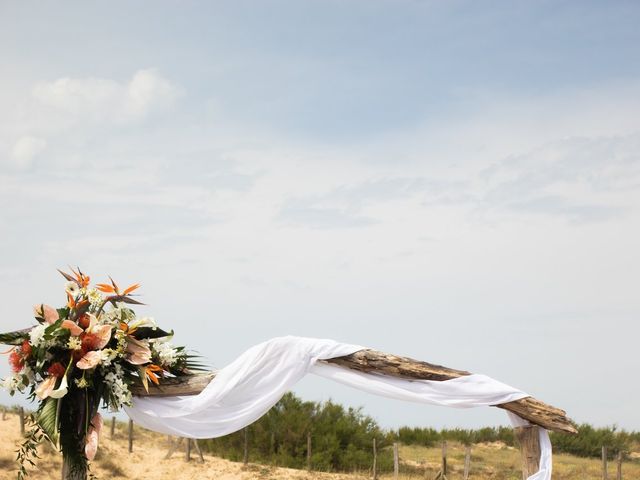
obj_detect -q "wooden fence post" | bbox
[193,439,205,463]
[110,417,116,438]
[602,446,608,480]
[243,427,249,465]
[393,442,399,479]
[19,407,25,435]
[463,445,471,480]
[306,431,312,471]
[2,406,6,420]
[186,438,192,462]
[128,419,134,453]
[616,451,622,480]
[515,426,541,479]
[442,440,448,477]
[165,437,184,459]
[372,438,378,480]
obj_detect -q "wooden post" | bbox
[442,440,447,477]
[270,431,276,456]
[602,446,609,480]
[193,439,205,463]
[165,437,184,459]
[616,451,622,480]
[306,431,312,471]
[243,427,249,465]
[372,438,378,480]
[2,406,6,420]
[110,417,116,438]
[186,438,192,462]
[393,442,399,479]
[515,426,541,479]
[463,445,471,480]
[19,407,25,435]
[128,419,134,453]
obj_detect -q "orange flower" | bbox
[21,340,32,358]
[145,364,164,385]
[96,278,140,296]
[70,267,90,288]
[58,267,90,288]
[9,350,24,373]
[47,362,66,377]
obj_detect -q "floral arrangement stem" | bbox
[62,455,87,480]
[0,267,205,479]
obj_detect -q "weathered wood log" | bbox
[130,349,577,434]
[515,425,541,479]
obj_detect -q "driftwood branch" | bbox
[131,349,577,435]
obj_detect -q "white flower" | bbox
[102,364,132,408]
[65,281,81,297]
[100,349,118,367]
[129,316,157,330]
[49,375,69,398]
[75,377,88,388]
[0,375,23,394]
[67,337,82,350]
[152,340,179,366]
[29,324,47,347]
[87,289,104,310]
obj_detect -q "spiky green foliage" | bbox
[0,329,30,345]
[36,397,59,446]
[15,414,46,480]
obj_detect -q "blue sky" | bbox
[1,1,639,431]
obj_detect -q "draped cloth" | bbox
[125,336,551,480]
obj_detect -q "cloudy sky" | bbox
[1,1,639,431]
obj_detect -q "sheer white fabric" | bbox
[125,336,551,480]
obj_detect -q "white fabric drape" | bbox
[125,336,551,480]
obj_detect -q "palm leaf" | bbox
[37,397,59,446]
[131,327,173,340]
[0,328,30,345]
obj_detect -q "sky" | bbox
[0,0,639,432]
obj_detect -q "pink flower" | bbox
[126,337,152,365]
[61,320,83,336]
[84,325,111,350]
[33,304,59,324]
[35,376,58,400]
[76,351,102,370]
[84,413,103,461]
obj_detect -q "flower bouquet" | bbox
[0,268,204,479]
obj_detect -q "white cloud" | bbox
[124,69,180,117]
[9,135,46,169]
[32,68,180,123]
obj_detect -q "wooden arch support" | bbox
[132,349,577,478]
[132,348,577,435]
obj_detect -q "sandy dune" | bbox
[0,410,369,480]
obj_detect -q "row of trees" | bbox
[199,392,640,472]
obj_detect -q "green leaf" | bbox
[132,327,173,340]
[0,328,30,345]
[44,318,63,337]
[37,397,59,446]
